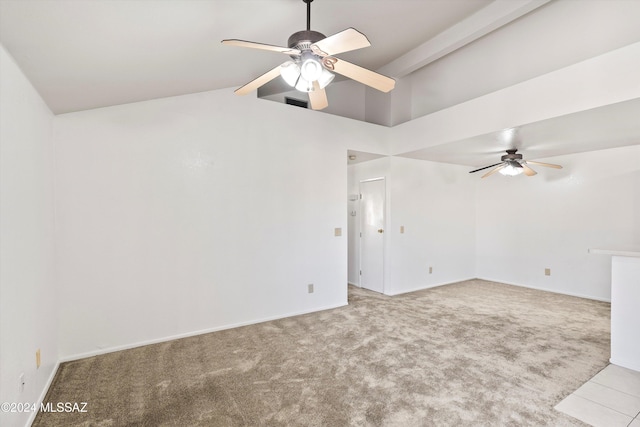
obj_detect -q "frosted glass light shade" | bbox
[317,68,335,89]
[300,58,322,82]
[295,76,313,92]
[281,58,335,93]
[280,62,300,87]
[499,162,524,176]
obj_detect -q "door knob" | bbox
[377,229,384,233]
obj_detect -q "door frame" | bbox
[359,177,386,293]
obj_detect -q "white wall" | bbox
[53,88,388,359]
[386,157,476,295]
[347,156,476,295]
[410,0,640,118]
[348,145,639,302]
[0,46,58,427]
[476,145,640,301]
[261,79,367,122]
[392,40,640,156]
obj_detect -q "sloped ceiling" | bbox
[0,0,493,114]
[398,98,640,168]
[1,0,639,167]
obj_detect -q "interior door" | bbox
[360,178,385,293]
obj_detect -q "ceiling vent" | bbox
[285,97,308,109]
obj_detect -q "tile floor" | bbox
[555,364,640,427]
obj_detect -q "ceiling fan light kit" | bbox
[469,149,562,178]
[281,58,335,93]
[221,0,395,110]
[300,57,322,81]
[499,161,524,176]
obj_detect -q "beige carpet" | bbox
[34,280,610,426]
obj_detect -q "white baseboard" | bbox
[60,302,348,363]
[610,358,640,372]
[26,361,60,427]
[476,277,611,303]
[384,277,476,296]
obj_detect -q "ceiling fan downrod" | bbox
[288,0,324,50]
[304,0,313,31]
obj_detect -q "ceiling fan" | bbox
[221,0,395,110]
[469,149,563,178]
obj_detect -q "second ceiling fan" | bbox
[221,0,395,110]
[469,149,563,178]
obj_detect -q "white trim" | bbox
[384,277,476,296]
[60,302,347,362]
[384,277,611,302]
[609,358,640,373]
[26,361,60,427]
[589,248,640,258]
[476,277,611,302]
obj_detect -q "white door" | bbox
[360,178,385,293]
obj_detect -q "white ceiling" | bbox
[399,98,640,168]
[1,0,639,168]
[0,0,492,114]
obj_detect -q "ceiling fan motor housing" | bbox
[501,149,523,162]
[288,30,326,51]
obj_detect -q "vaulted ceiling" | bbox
[1,0,639,168]
[0,0,494,114]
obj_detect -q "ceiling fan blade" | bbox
[526,161,563,169]
[482,163,506,178]
[222,39,301,56]
[309,81,328,110]
[311,28,370,56]
[521,163,537,176]
[330,58,395,93]
[234,64,284,95]
[469,162,504,174]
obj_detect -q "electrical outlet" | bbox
[334,228,342,237]
[19,373,25,393]
[308,283,314,294]
[400,225,405,234]
[545,268,551,276]
[36,349,41,368]
[429,266,433,274]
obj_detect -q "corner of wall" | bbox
[0,44,59,427]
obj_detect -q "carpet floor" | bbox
[34,279,610,426]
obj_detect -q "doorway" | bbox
[359,178,385,293]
